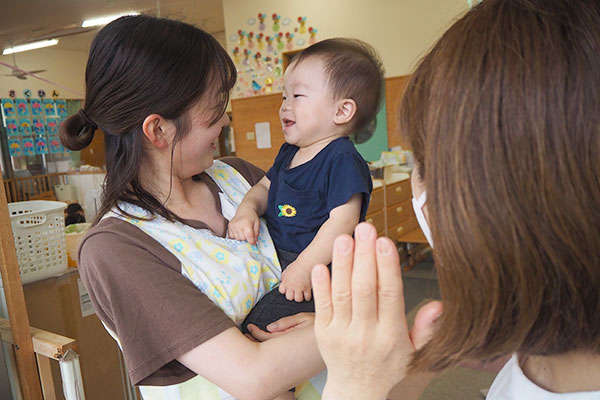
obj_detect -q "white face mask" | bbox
[412,191,434,247]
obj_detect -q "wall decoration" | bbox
[38,90,46,98]
[22,137,36,156]
[232,13,320,99]
[308,27,318,44]
[46,118,59,135]
[49,136,62,153]
[43,99,56,116]
[23,89,32,99]
[5,118,19,136]
[1,99,16,117]
[51,90,59,98]
[30,99,43,116]
[35,136,48,154]
[19,118,32,135]
[8,90,16,98]
[297,17,307,34]
[55,99,68,117]
[285,32,294,50]
[16,99,29,116]
[272,14,281,31]
[247,32,255,49]
[8,138,22,157]
[32,117,45,135]
[258,13,266,31]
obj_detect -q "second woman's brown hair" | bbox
[401,0,600,371]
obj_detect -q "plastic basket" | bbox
[7,200,68,285]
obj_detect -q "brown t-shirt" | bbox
[78,157,264,386]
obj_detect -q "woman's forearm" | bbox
[178,325,323,400]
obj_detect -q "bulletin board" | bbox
[228,13,319,99]
[1,94,70,157]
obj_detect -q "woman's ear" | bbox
[333,98,357,126]
[142,114,173,149]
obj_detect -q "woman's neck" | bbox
[521,351,600,393]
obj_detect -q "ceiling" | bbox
[0,0,226,53]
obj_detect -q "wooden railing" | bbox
[3,173,69,203]
[0,317,84,399]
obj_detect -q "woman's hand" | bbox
[247,312,315,341]
[312,223,442,400]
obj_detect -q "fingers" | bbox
[312,263,333,327]
[266,312,313,332]
[330,235,354,325]
[304,289,312,302]
[375,237,406,326]
[246,324,272,341]
[351,223,378,321]
[244,224,257,245]
[409,301,443,350]
[253,219,261,244]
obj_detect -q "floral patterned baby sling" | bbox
[104,160,324,399]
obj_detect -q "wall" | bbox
[223,0,470,98]
[0,47,87,99]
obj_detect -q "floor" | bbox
[401,253,497,400]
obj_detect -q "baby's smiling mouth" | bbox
[282,118,295,128]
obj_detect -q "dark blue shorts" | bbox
[241,248,321,334]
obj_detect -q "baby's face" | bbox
[279,57,339,147]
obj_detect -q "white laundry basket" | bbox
[7,200,68,285]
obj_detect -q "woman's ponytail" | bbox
[59,109,97,151]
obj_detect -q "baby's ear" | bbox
[333,98,357,126]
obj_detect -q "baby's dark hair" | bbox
[66,203,83,215]
[292,38,385,133]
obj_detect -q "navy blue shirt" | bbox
[265,137,373,253]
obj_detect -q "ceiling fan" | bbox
[3,51,46,80]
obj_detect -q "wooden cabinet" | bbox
[385,75,411,150]
[365,177,428,268]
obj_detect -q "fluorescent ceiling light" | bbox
[82,12,140,28]
[3,39,59,55]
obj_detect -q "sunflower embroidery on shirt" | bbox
[278,204,297,217]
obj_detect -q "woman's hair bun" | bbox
[59,110,97,151]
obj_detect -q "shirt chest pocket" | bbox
[274,180,316,226]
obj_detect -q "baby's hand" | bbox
[228,210,260,244]
[279,260,313,302]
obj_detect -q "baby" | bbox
[229,38,384,339]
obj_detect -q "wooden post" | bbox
[0,176,43,399]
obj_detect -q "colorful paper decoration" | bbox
[258,13,266,31]
[49,136,62,153]
[55,99,68,117]
[19,118,32,135]
[35,136,48,154]
[43,99,56,116]
[22,137,35,156]
[272,13,281,32]
[32,118,45,135]
[5,118,19,136]
[8,138,22,157]
[30,99,43,116]
[46,118,58,134]
[1,99,16,117]
[15,99,29,116]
